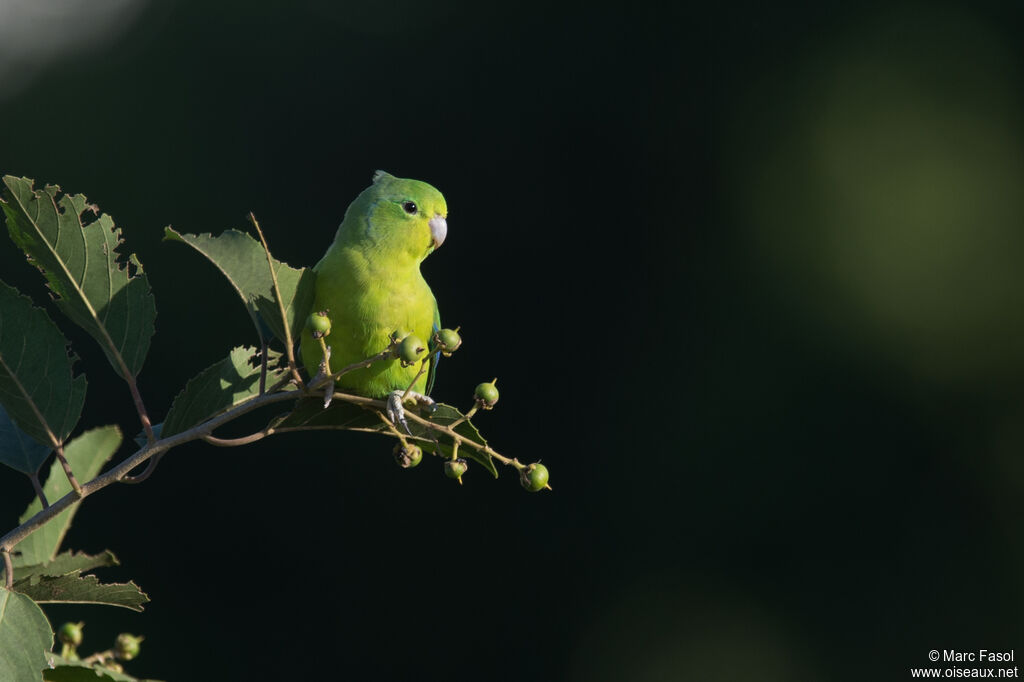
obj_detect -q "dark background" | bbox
[3,1,1024,680]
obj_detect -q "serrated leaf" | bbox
[163,227,314,344]
[0,402,52,475]
[16,426,123,566]
[12,571,148,611]
[0,587,53,682]
[162,346,290,438]
[275,399,498,477]
[0,280,86,454]
[13,550,119,579]
[1,176,156,379]
[44,656,163,682]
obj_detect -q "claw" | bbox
[322,377,335,408]
[387,391,413,435]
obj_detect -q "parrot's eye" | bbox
[402,201,418,215]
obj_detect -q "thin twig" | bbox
[326,349,395,383]
[401,356,430,400]
[53,445,82,495]
[127,375,156,445]
[317,335,332,376]
[376,411,410,447]
[259,339,268,395]
[248,212,304,388]
[2,548,12,588]
[448,403,479,429]
[28,472,49,509]
[120,453,164,484]
[203,430,274,447]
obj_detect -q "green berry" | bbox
[114,633,143,661]
[58,622,84,647]
[308,311,331,338]
[444,458,468,484]
[434,328,463,356]
[393,442,423,468]
[474,379,499,408]
[398,334,425,366]
[520,463,550,492]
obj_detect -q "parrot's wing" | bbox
[425,301,441,396]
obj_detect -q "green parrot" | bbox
[299,170,448,424]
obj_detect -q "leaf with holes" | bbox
[0,280,86,455]
[162,346,291,438]
[16,426,122,566]
[12,571,149,611]
[163,227,314,344]
[1,176,156,379]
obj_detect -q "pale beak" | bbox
[429,215,447,249]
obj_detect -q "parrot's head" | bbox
[347,170,448,266]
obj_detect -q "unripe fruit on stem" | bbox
[58,622,84,647]
[398,335,425,367]
[114,633,143,661]
[444,458,468,484]
[393,442,423,468]
[308,311,331,338]
[474,379,499,408]
[434,328,462,356]
[520,463,550,492]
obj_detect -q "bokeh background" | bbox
[2,1,1024,679]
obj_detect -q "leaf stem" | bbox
[203,430,273,447]
[448,403,479,429]
[2,548,12,588]
[248,212,304,389]
[53,445,82,495]
[126,375,156,445]
[28,472,49,509]
[259,339,268,395]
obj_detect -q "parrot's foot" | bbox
[386,391,412,435]
[322,377,335,408]
[315,344,334,407]
[385,390,436,435]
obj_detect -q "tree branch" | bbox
[1,350,514,554]
[0,389,300,553]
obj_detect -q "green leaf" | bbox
[16,427,123,566]
[44,654,162,682]
[0,280,87,453]
[0,402,52,475]
[13,550,119,577]
[1,176,156,379]
[12,571,149,611]
[422,404,497,476]
[275,399,499,477]
[163,227,315,344]
[162,346,291,438]
[0,587,53,682]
